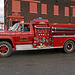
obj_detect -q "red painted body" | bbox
[0,19,75,50]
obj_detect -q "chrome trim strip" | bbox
[52,31,75,33]
[52,35,75,37]
[36,27,50,29]
[52,27,75,30]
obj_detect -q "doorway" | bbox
[12,21,20,26]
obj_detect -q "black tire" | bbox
[64,40,75,53]
[0,41,12,57]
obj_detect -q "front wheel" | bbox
[64,40,75,53]
[0,41,12,57]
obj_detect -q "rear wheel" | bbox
[0,41,12,57]
[64,40,75,53]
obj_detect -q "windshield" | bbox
[11,23,19,31]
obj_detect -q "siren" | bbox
[20,19,24,23]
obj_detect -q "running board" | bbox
[16,44,63,51]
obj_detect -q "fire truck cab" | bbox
[0,18,75,57]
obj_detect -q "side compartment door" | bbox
[35,27,50,47]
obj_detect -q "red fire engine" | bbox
[0,18,75,57]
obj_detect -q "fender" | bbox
[52,35,75,47]
[63,38,75,46]
[0,36,16,50]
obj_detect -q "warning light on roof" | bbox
[37,17,42,19]
[20,19,24,23]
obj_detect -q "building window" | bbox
[12,0,20,12]
[65,7,69,16]
[54,5,59,15]
[30,2,37,13]
[41,4,47,14]
[73,8,75,17]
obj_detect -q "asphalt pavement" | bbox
[0,48,75,75]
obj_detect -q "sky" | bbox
[0,0,4,22]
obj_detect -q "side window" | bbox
[18,24,30,32]
[18,24,23,31]
[24,25,30,32]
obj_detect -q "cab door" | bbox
[15,23,34,45]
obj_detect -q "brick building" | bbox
[4,0,75,30]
